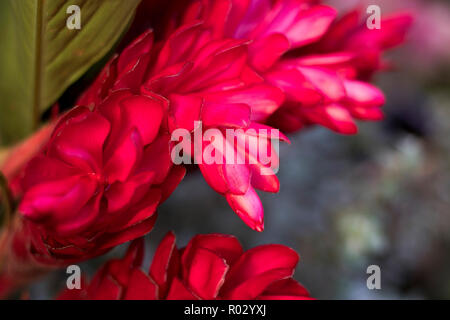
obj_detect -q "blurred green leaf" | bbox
[0,172,13,228]
[0,0,141,144]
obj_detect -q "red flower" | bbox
[268,8,412,134]
[73,0,411,230]
[0,0,412,298]
[59,232,311,300]
[181,0,412,134]
[78,20,287,231]
[145,23,289,231]
[17,91,185,262]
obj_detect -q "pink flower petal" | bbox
[168,94,203,132]
[149,231,180,299]
[96,213,158,252]
[20,155,81,191]
[19,175,99,233]
[226,186,264,231]
[186,248,229,299]
[297,66,346,102]
[139,134,173,184]
[249,33,290,71]
[205,84,285,122]
[249,163,280,193]
[265,67,323,105]
[105,172,154,214]
[119,95,165,145]
[182,234,244,269]
[166,278,198,300]
[202,103,251,129]
[221,244,299,298]
[104,128,143,182]
[89,275,122,300]
[124,269,159,300]
[49,108,110,173]
[284,5,337,47]
[302,103,358,135]
[260,278,310,298]
[344,80,385,107]
[117,29,154,73]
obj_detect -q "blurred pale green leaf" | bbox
[0,0,141,144]
[0,172,13,228]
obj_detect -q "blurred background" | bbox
[26,0,450,299]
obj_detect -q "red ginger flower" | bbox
[59,232,311,300]
[74,0,411,230]
[181,0,412,134]
[15,91,185,263]
[143,23,288,232]
[79,20,287,231]
[268,8,412,134]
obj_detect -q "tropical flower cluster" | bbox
[58,233,311,300]
[0,0,411,299]
[18,92,184,261]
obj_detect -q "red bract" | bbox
[268,9,412,134]
[143,23,287,232]
[79,20,288,231]
[181,0,411,134]
[0,0,413,299]
[74,0,411,229]
[58,233,311,300]
[16,91,185,262]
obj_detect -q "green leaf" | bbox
[0,0,141,144]
[0,172,13,228]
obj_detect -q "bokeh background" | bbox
[28,0,450,299]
